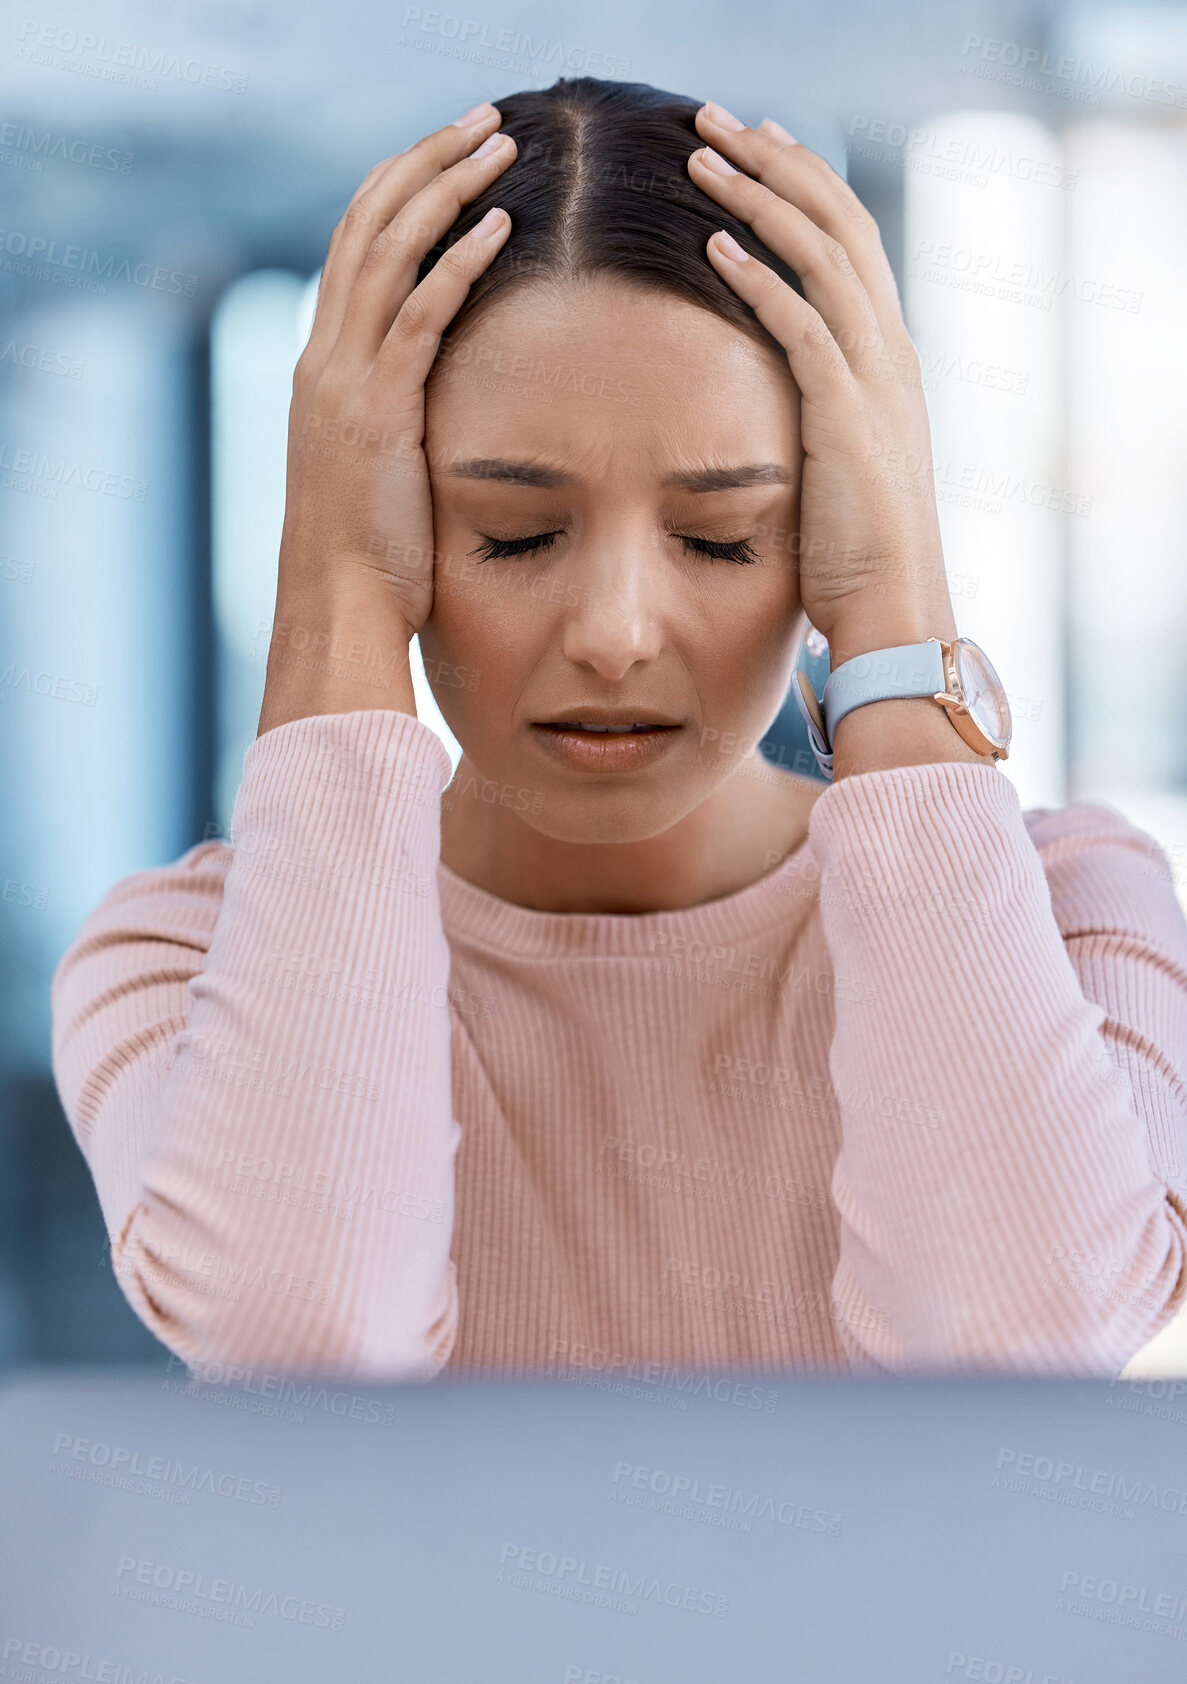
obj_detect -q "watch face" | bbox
[954,640,1012,746]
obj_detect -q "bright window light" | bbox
[903,110,1067,813]
[212,269,463,834]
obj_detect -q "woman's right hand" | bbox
[258,103,515,734]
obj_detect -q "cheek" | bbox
[698,577,800,707]
[421,553,527,689]
[723,562,799,652]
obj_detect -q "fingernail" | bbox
[713,230,749,262]
[759,117,797,144]
[471,132,508,158]
[453,101,497,127]
[699,146,737,176]
[704,100,746,131]
[470,207,505,239]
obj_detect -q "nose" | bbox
[559,534,666,680]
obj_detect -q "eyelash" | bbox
[468,531,761,565]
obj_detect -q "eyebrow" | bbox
[442,458,795,492]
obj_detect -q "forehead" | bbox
[425,277,796,476]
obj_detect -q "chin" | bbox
[514,777,708,847]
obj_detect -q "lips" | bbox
[529,720,683,773]
[542,722,676,734]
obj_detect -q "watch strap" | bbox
[793,669,835,781]
[793,640,949,782]
[823,640,947,744]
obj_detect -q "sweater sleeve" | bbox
[805,758,1187,1376]
[50,707,462,1382]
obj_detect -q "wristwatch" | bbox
[792,635,1013,781]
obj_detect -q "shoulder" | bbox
[94,837,234,912]
[1019,793,1184,940]
[51,838,238,1035]
[55,839,234,978]
[1019,792,1170,869]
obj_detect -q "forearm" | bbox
[826,597,995,781]
[75,710,461,1377]
[832,695,992,780]
[257,583,420,736]
[808,762,1187,1372]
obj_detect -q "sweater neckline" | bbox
[435,839,821,958]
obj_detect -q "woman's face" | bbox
[418,276,805,846]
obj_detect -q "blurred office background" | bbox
[2,0,1186,1368]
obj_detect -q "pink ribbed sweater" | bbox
[50,707,1187,1381]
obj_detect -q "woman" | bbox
[51,77,1187,1383]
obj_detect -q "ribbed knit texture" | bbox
[50,708,1187,1381]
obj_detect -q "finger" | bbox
[339,131,517,364]
[694,103,908,347]
[305,105,503,365]
[703,229,858,413]
[376,204,512,403]
[328,106,500,260]
[327,106,496,266]
[308,152,403,311]
[312,109,501,355]
[687,144,883,363]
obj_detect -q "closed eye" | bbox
[469,531,565,561]
[468,532,761,564]
[682,535,761,565]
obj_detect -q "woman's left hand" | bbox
[687,101,960,669]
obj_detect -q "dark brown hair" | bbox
[417,75,805,359]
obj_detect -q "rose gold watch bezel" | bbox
[925,637,1012,762]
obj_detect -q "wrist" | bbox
[815,600,998,781]
[829,696,993,780]
[824,597,960,675]
[257,590,418,736]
